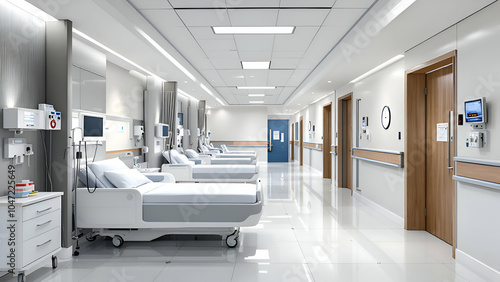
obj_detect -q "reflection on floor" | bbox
[0,162,467,282]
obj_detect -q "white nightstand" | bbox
[0,192,63,282]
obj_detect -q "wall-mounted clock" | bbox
[381,106,391,130]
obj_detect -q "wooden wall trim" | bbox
[351,148,403,167]
[212,141,267,146]
[303,142,323,151]
[406,50,457,74]
[456,161,500,185]
[106,148,142,155]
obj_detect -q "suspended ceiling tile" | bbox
[210,57,242,69]
[200,70,226,86]
[243,70,269,85]
[226,0,280,7]
[194,57,215,70]
[277,9,330,26]
[270,58,301,69]
[323,8,367,26]
[267,70,294,85]
[176,9,230,26]
[128,0,172,9]
[238,52,272,61]
[188,26,234,40]
[272,51,305,58]
[205,50,239,59]
[140,9,185,28]
[280,0,336,7]
[275,87,296,104]
[286,70,311,86]
[234,35,275,52]
[228,9,279,26]
[333,0,376,8]
[273,26,320,52]
[197,39,237,52]
[168,0,226,8]
[218,70,246,85]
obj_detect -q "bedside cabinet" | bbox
[0,192,63,282]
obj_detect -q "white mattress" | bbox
[192,164,257,174]
[143,183,257,204]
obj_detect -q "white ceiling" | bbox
[26,0,496,113]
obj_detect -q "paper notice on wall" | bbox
[436,123,448,142]
[273,131,280,140]
[281,133,284,142]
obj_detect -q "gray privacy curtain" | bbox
[163,82,177,150]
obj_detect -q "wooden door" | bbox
[346,98,353,190]
[291,123,295,160]
[323,104,332,179]
[300,117,303,166]
[425,65,454,244]
[337,95,353,190]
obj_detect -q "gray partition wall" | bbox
[45,20,73,248]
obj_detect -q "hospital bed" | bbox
[76,158,263,248]
[184,149,255,165]
[162,150,259,183]
[221,144,257,156]
[199,144,258,162]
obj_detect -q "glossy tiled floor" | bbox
[1,163,468,282]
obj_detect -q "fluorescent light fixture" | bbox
[350,54,404,83]
[248,94,265,97]
[212,26,295,34]
[237,86,276,90]
[242,61,270,70]
[5,0,57,22]
[177,89,197,101]
[311,95,329,105]
[249,101,264,104]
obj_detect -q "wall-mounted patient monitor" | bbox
[81,113,105,141]
[155,123,169,138]
[464,97,487,128]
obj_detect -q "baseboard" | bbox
[456,249,500,282]
[352,192,404,227]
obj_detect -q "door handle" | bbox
[447,110,454,170]
[269,129,273,152]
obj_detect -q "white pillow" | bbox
[88,158,130,188]
[104,169,152,188]
[185,149,199,159]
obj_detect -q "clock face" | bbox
[381,106,391,130]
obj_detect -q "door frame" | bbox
[405,50,456,255]
[300,116,303,166]
[291,123,295,161]
[323,103,332,179]
[337,93,352,190]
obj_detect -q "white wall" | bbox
[208,106,268,161]
[349,60,405,218]
[292,95,335,172]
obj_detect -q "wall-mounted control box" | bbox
[467,131,483,148]
[3,108,43,130]
[44,111,61,130]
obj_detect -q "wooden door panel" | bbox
[425,65,454,244]
[347,98,352,190]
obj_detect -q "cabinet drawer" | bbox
[22,227,60,268]
[22,197,61,221]
[23,211,61,241]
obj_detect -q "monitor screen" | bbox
[465,99,484,123]
[162,124,169,137]
[83,115,104,137]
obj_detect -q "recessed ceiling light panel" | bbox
[248,94,265,97]
[249,101,265,104]
[237,86,276,90]
[212,26,295,34]
[242,61,270,69]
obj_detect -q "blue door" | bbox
[268,119,289,162]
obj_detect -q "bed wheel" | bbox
[112,235,124,248]
[52,255,58,269]
[86,233,97,241]
[226,230,239,248]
